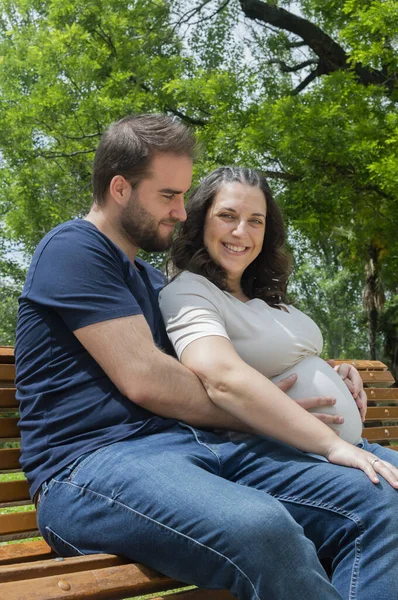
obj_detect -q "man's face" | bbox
[119,153,193,252]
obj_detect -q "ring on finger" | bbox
[371,458,380,468]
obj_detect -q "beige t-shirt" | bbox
[159,271,362,444]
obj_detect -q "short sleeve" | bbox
[24,222,143,331]
[159,272,230,359]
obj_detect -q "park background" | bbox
[0,0,397,377]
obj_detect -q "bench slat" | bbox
[0,364,15,382]
[0,510,37,536]
[333,360,387,370]
[0,553,142,582]
[0,448,21,472]
[0,348,15,364]
[157,590,235,600]
[0,560,183,600]
[0,388,18,409]
[0,480,30,504]
[365,407,398,420]
[362,426,398,442]
[367,388,398,401]
[361,371,395,386]
[0,540,53,565]
[0,418,20,438]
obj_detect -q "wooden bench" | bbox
[1,349,397,600]
[334,359,398,449]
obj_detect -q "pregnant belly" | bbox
[271,356,363,445]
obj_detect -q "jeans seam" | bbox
[45,526,85,556]
[178,424,222,474]
[52,478,260,600]
[269,492,364,600]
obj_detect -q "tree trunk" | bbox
[363,243,385,360]
[368,307,378,360]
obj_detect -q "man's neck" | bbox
[85,204,139,264]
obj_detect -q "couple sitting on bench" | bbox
[15,114,398,600]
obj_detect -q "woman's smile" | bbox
[222,242,250,254]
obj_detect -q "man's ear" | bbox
[109,175,131,207]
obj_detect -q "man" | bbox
[16,114,342,599]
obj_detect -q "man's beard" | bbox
[119,192,177,252]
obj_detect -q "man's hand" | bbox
[326,360,367,422]
[275,374,343,426]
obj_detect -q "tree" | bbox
[0,0,397,360]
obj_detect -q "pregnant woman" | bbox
[159,166,398,599]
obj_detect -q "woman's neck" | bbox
[227,278,250,303]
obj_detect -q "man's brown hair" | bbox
[92,114,196,205]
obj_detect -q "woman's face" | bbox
[203,182,267,284]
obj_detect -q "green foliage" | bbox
[0,0,190,249]
[341,0,398,73]
[288,231,369,359]
[0,0,397,359]
[0,245,26,344]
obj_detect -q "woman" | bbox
[159,166,398,599]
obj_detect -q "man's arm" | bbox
[74,313,251,430]
[74,312,340,431]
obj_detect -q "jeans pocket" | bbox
[68,446,110,482]
[45,526,84,557]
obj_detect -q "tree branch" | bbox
[287,40,307,49]
[35,149,96,159]
[239,0,395,95]
[269,59,318,73]
[291,68,319,95]
[59,132,102,141]
[186,0,232,26]
[129,75,208,126]
[263,170,299,182]
[172,0,215,29]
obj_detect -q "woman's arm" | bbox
[181,335,398,488]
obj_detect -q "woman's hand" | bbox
[326,360,368,421]
[275,374,343,426]
[325,438,398,489]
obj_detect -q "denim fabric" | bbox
[37,424,398,600]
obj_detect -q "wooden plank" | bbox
[362,426,398,442]
[0,364,15,383]
[0,348,15,364]
[0,388,18,409]
[332,360,387,370]
[365,407,398,421]
[0,510,37,536]
[0,553,138,582]
[0,448,21,471]
[0,540,53,565]
[0,448,20,471]
[0,560,184,600]
[0,479,30,504]
[367,388,398,401]
[0,418,20,439]
[155,590,235,600]
[360,371,395,386]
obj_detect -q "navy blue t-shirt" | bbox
[16,220,175,499]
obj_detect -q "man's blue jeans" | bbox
[37,423,398,600]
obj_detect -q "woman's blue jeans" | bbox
[37,423,398,600]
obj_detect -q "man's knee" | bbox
[227,498,304,554]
